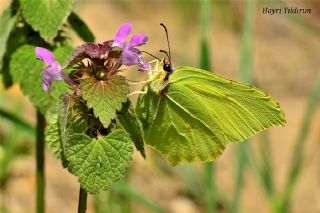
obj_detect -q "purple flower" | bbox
[112,23,151,71]
[36,47,63,91]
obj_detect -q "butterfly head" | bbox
[163,58,174,73]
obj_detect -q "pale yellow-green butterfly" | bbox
[136,24,286,166]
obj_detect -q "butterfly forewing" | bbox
[137,66,286,165]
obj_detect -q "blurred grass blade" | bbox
[68,12,95,42]
[0,127,22,184]
[204,164,215,213]
[200,0,211,55]
[200,39,211,71]
[258,132,275,197]
[275,1,320,38]
[279,72,320,212]
[200,0,216,212]
[287,14,320,37]
[113,182,165,213]
[246,131,275,207]
[239,1,254,85]
[175,165,203,203]
[120,173,132,213]
[0,108,35,137]
[214,1,237,31]
[231,142,248,213]
[231,1,255,212]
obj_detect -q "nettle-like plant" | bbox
[1,0,286,211]
[42,24,150,194]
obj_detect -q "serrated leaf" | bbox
[0,3,18,67]
[58,94,91,167]
[10,45,73,114]
[80,75,129,128]
[137,66,286,165]
[20,0,74,41]
[46,95,90,161]
[68,12,95,42]
[45,114,63,159]
[65,130,133,194]
[59,94,89,142]
[118,100,145,158]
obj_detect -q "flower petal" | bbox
[113,23,132,48]
[40,62,63,91]
[122,48,140,66]
[36,47,55,64]
[122,48,150,72]
[42,79,50,92]
[128,34,148,48]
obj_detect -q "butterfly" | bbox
[136,24,286,166]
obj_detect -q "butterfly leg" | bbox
[147,59,161,80]
[127,59,161,85]
[127,87,148,96]
[127,80,151,85]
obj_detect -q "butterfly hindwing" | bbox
[137,66,286,165]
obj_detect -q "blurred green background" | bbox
[1,0,320,212]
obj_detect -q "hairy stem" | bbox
[78,187,88,213]
[36,110,45,213]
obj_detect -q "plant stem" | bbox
[78,187,88,213]
[36,110,45,213]
[199,1,216,211]
[204,162,216,213]
[231,142,248,213]
[278,72,320,212]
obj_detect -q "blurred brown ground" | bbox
[1,0,320,213]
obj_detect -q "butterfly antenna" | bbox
[160,23,171,60]
[140,51,161,61]
[159,49,170,59]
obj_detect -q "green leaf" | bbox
[137,67,286,165]
[65,130,133,194]
[58,94,91,167]
[45,94,89,161]
[1,25,30,88]
[59,94,89,142]
[0,3,18,67]
[0,2,20,88]
[54,46,74,64]
[10,45,73,114]
[68,12,95,42]
[118,100,145,158]
[20,0,75,41]
[45,114,63,159]
[80,75,129,128]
